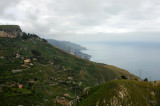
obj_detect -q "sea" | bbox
[81,41,160,81]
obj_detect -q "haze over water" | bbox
[81,41,160,81]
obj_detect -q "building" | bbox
[18,84,23,88]
[24,59,30,63]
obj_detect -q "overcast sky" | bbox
[1,0,160,43]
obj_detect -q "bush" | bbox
[143,78,148,82]
[21,32,39,40]
[53,56,62,65]
[121,75,128,79]
[42,39,48,43]
[31,50,41,57]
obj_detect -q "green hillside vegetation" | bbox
[79,80,160,106]
[0,29,139,105]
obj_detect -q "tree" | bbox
[31,50,41,57]
[121,75,128,79]
[143,78,148,82]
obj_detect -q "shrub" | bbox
[143,78,148,82]
[121,75,128,79]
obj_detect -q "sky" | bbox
[1,0,160,43]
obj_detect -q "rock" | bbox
[16,54,20,58]
[79,82,82,86]
[0,56,4,59]
[83,87,90,96]
[0,25,22,38]
[12,69,23,73]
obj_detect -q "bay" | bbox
[81,41,160,81]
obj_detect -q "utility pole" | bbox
[139,68,142,78]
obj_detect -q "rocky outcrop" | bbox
[107,85,129,106]
[78,80,160,106]
[0,25,22,38]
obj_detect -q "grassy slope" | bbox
[79,80,160,106]
[0,36,138,105]
[0,25,21,32]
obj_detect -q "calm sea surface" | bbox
[81,42,160,81]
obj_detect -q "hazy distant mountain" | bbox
[47,39,91,60]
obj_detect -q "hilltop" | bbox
[0,25,139,105]
[79,80,160,106]
[0,25,22,32]
[0,25,22,38]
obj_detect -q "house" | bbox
[30,63,33,66]
[24,59,30,63]
[64,94,69,96]
[18,84,23,88]
[64,88,68,91]
[68,77,73,80]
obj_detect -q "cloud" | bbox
[1,0,160,42]
[0,0,20,12]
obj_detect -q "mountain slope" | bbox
[47,39,86,51]
[0,25,139,105]
[79,80,160,106]
[47,39,91,60]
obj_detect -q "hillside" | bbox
[79,80,160,106]
[47,39,91,60]
[0,26,139,105]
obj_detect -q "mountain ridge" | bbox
[47,39,91,60]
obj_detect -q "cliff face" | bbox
[0,25,22,38]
